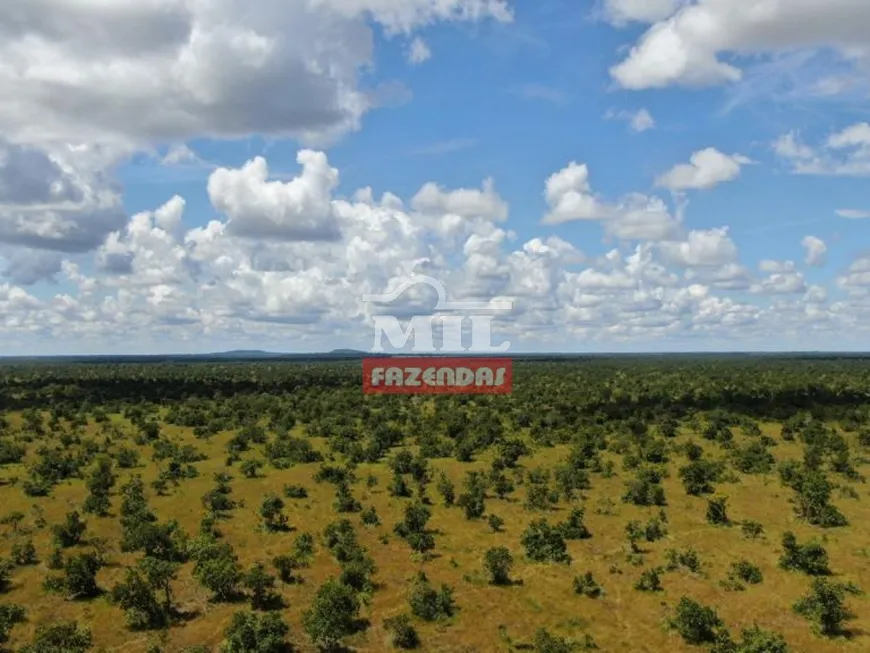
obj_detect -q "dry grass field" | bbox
[2,407,869,653]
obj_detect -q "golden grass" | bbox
[1,417,869,652]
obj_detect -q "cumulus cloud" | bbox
[774,123,870,176]
[655,148,753,191]
[542,162,613,224]
[801,236,827,267]
[0,140,125,252]
[750,271,807,295]
[659,227,738,267]
[411,178,509,221]
[609,0,870,94]
[0,249,63,286]
[602,0,685,26]
[0,0,511,150]
[208,151,342,242]
[0,149,863,351]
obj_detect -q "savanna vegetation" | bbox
[0,356,869,652]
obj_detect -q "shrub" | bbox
[243,562,279,610]
[730,560,763,585]
[669,597,726,645]
[111,567,167,630]
[679,459,724,496]
[558,508,591,540]
[259,495,289,532]
[483,547,513,585]
[706,496,730,526]
[408,572,455,621]
[282,484,308,499]
[644,517,667,541]
[11,538,37,565]
[384,614,419,650]
[334,481,362,513]
[623,467,666,506]
[740,520,764,539]
[293,532,315,563]
[193,543,242,601]
[436,473,455,505]
[457,471,487,520]
[0,603,26,645]
[573,572,602,598]
[19,621,92,653]
[303,577,362,649]
[729,625,789,653]
[63,552,102,599]
[487,514,505,532]
[779,532,829,576]
[220,610,289,653]
[52,511,87,548]
[240,459,263,479]
[521,519,571,564]
[532,628,572,653]
[361,506,380,526]
[732,441,775,474]
[634,568,663,592]
[793,578,861,636]
[722,560,764,592]
[665,547,703,574]
[272,554,300,584]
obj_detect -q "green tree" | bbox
[0,603,26,646]
[243,563,279,610]
[259,495,289,532]
[19,620,92,653]
[521,519,571,564]
[669,597,726,645]
[220,610,290,653]
[793,578,861,636]
[303,577,362,651]
[110,566,166,629]
[193,543,242,601]
[383,614,419,650]
[52,511,87,548]
[483,547,513,585]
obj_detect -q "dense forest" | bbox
[0,357,869,652]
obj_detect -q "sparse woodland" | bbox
[1,357,869,652]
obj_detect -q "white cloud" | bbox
[0,147,864,351]
[408,37,432,64]
[610,0,870,94]
[208,151,342,242]
[542,162,682,240]
[774,123,870,176]
[750,271,807,295]
[655,148,752,191]
[602,0,685,26]
[836,209,870,219]
[0,139,125,252]
[629,109,656,133]
[605,108,656,133]
[801,236,827,267]
[0,0,511,150]
[659,227,738,267]
[837,255,870,289]
[759,259,796,274]
[606,194,681,241]
[411,177,508,221]
[542,162,613,224]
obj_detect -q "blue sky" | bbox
[0,0,869,354]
